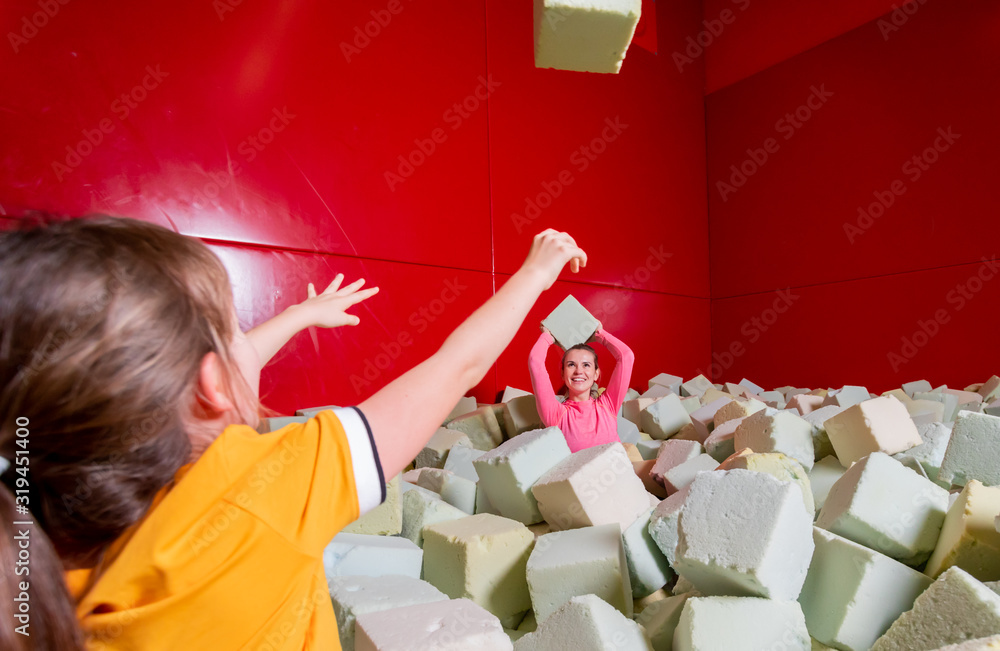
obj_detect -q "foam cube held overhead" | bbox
[533,0,642,75]
[540,295,600,350]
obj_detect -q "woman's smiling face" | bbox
[562,348,599,400]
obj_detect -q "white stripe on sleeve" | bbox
[331,406,386,515]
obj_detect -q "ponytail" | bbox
[0,484,84,650]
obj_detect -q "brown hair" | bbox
[0,215,249,570]
[0,486,85,650]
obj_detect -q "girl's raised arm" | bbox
[594,328,635,413]
[528,329,564,426]
[360,230,586,479]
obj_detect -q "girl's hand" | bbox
[299,274,379,328]
[521,229,587,290]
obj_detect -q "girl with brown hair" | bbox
[0,216,585,650]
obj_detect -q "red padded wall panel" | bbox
[486,0,710,298]
[702,0,920,93]
[0,0,492,270]
[494,276,712,398]
[710,260,1000,392]
[210,243,496,414]
[707,0,1000,299]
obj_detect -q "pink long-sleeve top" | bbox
[528,328,635,453]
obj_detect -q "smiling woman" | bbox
[528,327,635,453]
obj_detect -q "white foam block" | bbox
[979,376,1000,403]
[704,416,745,462]
[445,395,478,423]
[872,567,1000,651]
[636,592,691,651]
[641,393,693,440]
[800,528,933,651]
[503,395,544,438]
[916,391,961,422]
[650,440,703,486]
[637,439,664,461]
[641,383,676,401]
[446,406,505,451]
[903,380,934,398]
[531,442,650,531]
[649,372,683,393]
[400,486,469,548]
[689,397,734,439]
[939,412,1000,488]
[894,421,953,486]
[674,469,814,600]
[932,635,1000,650]
[623,506,673,599]
[719,450,814,514]
[803,405,846,461]
[324,533,423,581]
[526,524,632,622]
[341,474,403,536]
[415,469,478,515]
[648,485,692,566]
[442,444,486,483]
[422,514,534,628]
[734,407,816,471]
[617,415,641,444]
[823,385,871,409]
[673,596,810,651]
[816,452,949,566]
[355,598,512,651]
[540,294,600,349]
[808,455,846,513]
[473,427,572,525]
[513,594,649,650]
[825,396,922,467]
[502,386,533,403]
[713,397,767,428]
[416,428,472,469]
[680,374,714,398]
[661,454,718,495]
[330,575,448,651]
[925,480,1000,581]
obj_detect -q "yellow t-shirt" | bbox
[75,408,385,650]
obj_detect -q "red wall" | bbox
[0,0,710,414]
[706,0,1000,392]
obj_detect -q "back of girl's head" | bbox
[0,486,84,650]
[0,215,240,567]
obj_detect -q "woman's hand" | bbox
[298,274,380,328]
[520,229,587,290]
